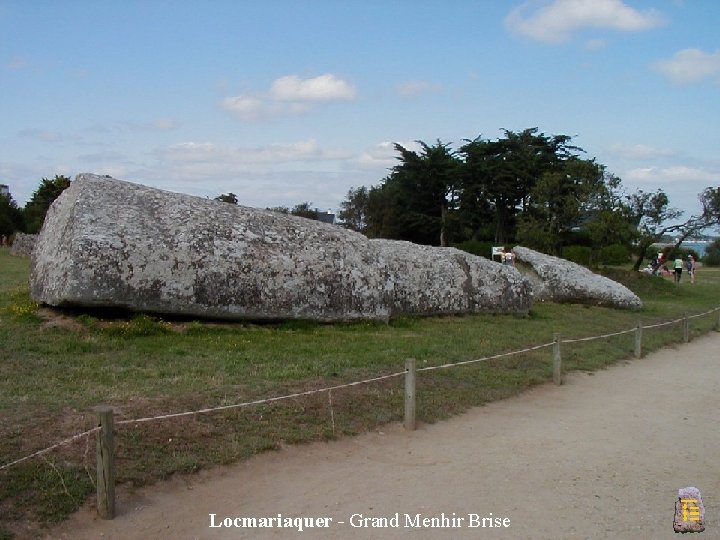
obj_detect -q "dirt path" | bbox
[48,333,720,540]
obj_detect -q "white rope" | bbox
[643,317,686,330]
[0,427,99,472]
[561,328,636,344]
[688,306,719,320]
[117,370,407,425]
[417,342,555,372]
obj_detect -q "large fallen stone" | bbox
[30,174,532,321]
[512,246,641,309]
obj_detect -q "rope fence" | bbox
[115,370,408,426]
[0,427,99,472]
[2,305,719,518]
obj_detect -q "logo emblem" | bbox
[673,487,705,533]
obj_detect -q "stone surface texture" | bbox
[30,174,532,321]
[512,246,642,310]
[10,232,37,257]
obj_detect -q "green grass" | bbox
[1,246,719,537]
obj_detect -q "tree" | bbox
[460,128,580,244]
[23,175,71,233]
[628,190,683,270]
[214,193,238,204]
[626,186,720,270]
[699,186,720,227]
[369,140,460,246]
[267,202,320,220]
[337,186,369,233]
[364,180,404,239]
[582,173,638,263]
[663,187,720,258]
[703,238,720,266]
[0,187,24,239]
[290,202,319,220]
[516,158,606,255]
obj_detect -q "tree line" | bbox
[337,128,720,269]
[0,175,71,240]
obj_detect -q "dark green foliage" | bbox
[703,239,720,266]
[562,245,592,266]
[350,128,635,255]
[518,159,607,256]
[214,193,238,204]
[452,239,494,258]
[289,202,319,220]
[599,244,631,266]
[23,175,71,234]
[341,128,715,263]
[461,128,581,246]
[267,202,320,220]
[337,186,369,232]
[0,188,24,238]
[366,140,460,246]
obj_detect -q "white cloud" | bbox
[270,74,356,102]
[355,142,398,170]
[155,139,351,166]
[354,141,424,170]
[155,142,222,163]
[395,80,443,99]
[506,0,664,44]
[608,143,675,160]
[653,48,720,85]
[222,73,356,121]
[221,95,272,122]
[624,165,717,184]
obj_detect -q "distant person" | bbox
[687,255,696,284]
[652,252,664,275]
[674,257,683,282]
[504,251,514,266]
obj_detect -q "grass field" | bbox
[1,246,719,538]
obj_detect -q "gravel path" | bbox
[48,332,720,540]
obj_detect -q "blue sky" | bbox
[1,0,718,219]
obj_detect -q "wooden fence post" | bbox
[553,334,562,385]
[95,405,115,520]
[634,320,643,359]
[404,358,416,431]
[683,312,690,343]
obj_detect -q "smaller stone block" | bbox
[10,232,37,257]
[512,246,642,310]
